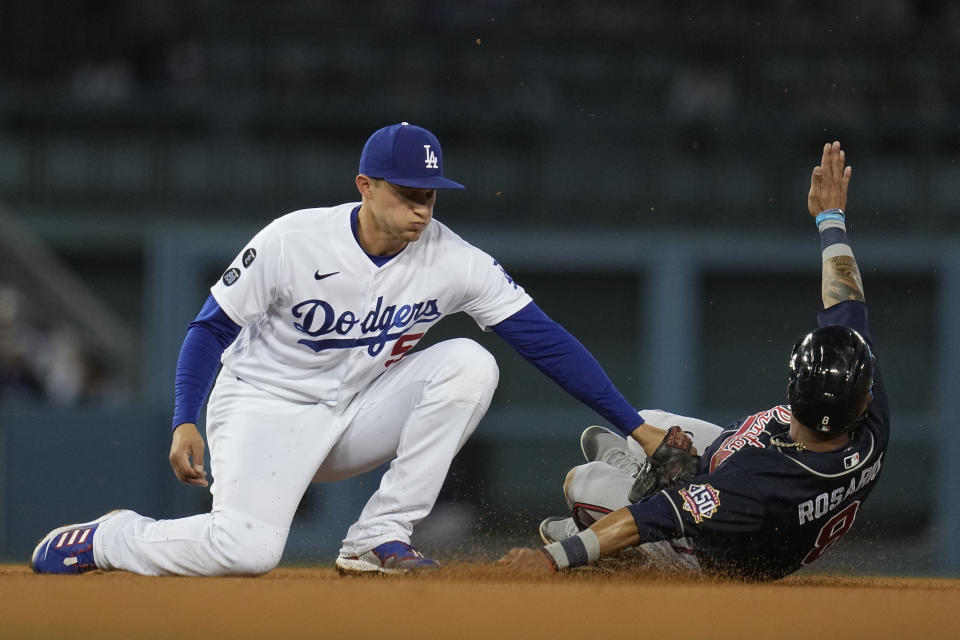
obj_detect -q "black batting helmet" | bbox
[787,325,874,434]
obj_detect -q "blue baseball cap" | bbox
[359,122,465,190]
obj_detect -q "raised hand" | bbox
[808,141,851,217]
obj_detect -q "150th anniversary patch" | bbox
[679,483,721,524]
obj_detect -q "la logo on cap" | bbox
[424,145,438,169]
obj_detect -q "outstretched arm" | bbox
[498,506,643,574]
[807,141,865,309]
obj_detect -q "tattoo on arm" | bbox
[822,256,865,307]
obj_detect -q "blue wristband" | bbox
[815,209,845,226]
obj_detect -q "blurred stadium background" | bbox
[0,1,957,575]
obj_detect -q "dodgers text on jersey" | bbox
[292,295,442,356]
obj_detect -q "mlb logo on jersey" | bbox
[679,483,721,524]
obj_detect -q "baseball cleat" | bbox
[539,516,580,544]
[335,540,441,575]
[580,425,643,476]
[30,509,131,574]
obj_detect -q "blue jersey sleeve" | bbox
[171,294,242,430]
[491,301,643,435]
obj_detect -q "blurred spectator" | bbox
[0,283,97,404]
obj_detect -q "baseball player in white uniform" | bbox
[31,123,662,576]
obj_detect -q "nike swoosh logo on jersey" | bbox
[314,271,340,280]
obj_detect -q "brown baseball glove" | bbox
[627,426,700,502]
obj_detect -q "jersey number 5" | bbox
[385,333,424,367]
[802,500,861,565]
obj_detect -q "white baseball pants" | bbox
[93,338,498,576]
[564,409,723,572]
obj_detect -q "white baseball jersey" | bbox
[211,202,531,408]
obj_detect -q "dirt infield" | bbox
[3,564,958,639]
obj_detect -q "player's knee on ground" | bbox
[206,512,288,576]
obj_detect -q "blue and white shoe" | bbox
[30,510,131,574]
[335,540,441,575]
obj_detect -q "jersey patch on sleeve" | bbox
[222,267,242,286]
[242,248,257,268]
[679,483,721,524]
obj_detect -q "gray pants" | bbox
[564,409,723,573]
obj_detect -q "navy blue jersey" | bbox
[632,301,889,581]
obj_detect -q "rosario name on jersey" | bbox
[661,302,890,580]
[210,203,532,408]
